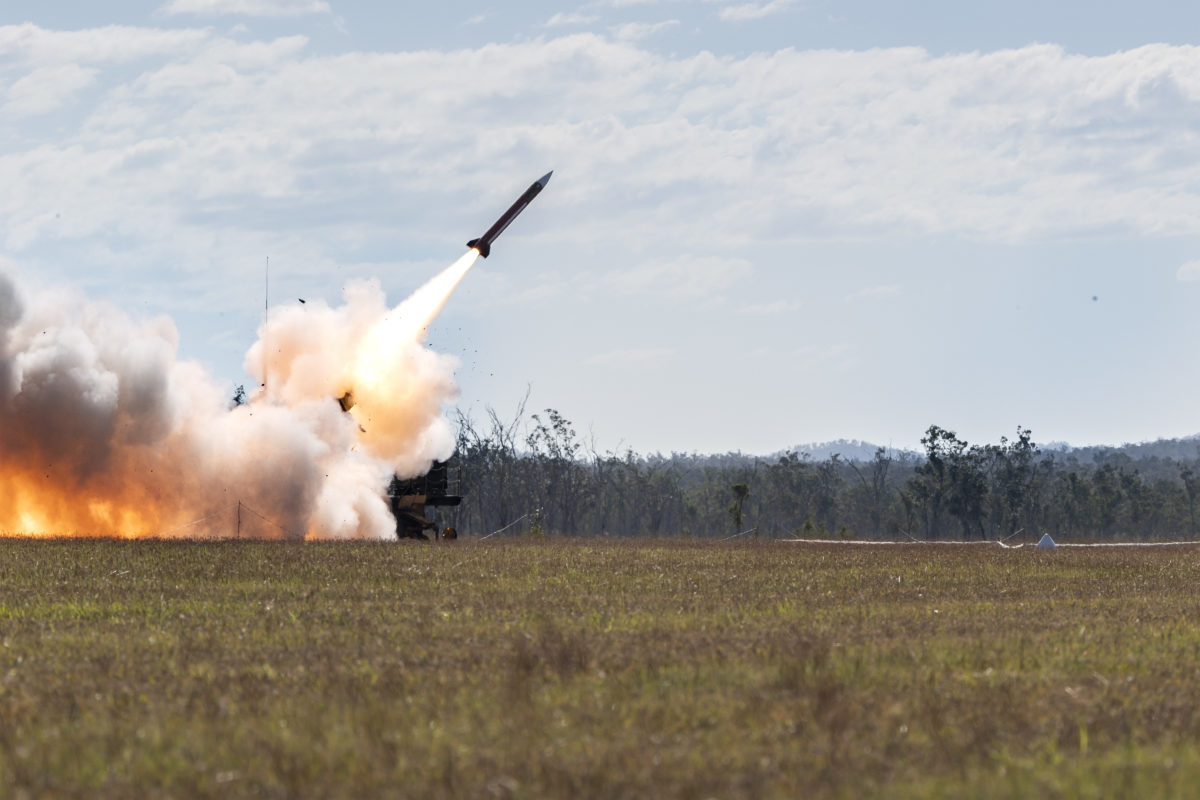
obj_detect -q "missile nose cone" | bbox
[537,171,553,188]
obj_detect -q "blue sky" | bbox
[4,0,1200,455]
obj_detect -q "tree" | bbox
[1050,471,1094,539]
[446,397,1200,541]
[813,456,843,533]
[946,444,988,539]
[729,483,750,531]
[1181,466,1200,538]
[1091,463,1124,537]
[761,452,815,536]
[527,408,591,533]
[908,425,960,539]
[848,447,893,537]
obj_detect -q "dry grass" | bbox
[2,538,1200,798]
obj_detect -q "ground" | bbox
[2,538,1200,798]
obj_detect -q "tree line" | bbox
[435,404,1200,541]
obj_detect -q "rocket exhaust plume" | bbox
[0,250,479,540]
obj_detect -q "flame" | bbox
[0,471,163,538]
[0,250,478,539]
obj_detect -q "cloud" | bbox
[3,64,97,116]
[738,299,803,315]
[7,27,1200,311]
[601,0,792,14]
[159,0,331,17]
[793,342,856,371]
[0,23,210,65]
[718,0,796,21]
[546,12,601,27]
[611,20,680,40]
[600,256,754,299]
[585,347,675,365]
[1178,260,1200,282]
[848,285,901,300]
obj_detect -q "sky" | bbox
[4,0,1200,457]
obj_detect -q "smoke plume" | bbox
[0,251,478,539]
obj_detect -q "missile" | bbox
[467,171,552,258]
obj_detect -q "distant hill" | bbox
[1056,434,1200,463]
[778,434,1200,464]
[643,434,1200,471]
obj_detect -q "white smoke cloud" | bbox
[0,255,471,539]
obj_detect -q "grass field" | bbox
[3,538,1200,798]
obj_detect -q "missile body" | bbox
[467,171,552,258]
